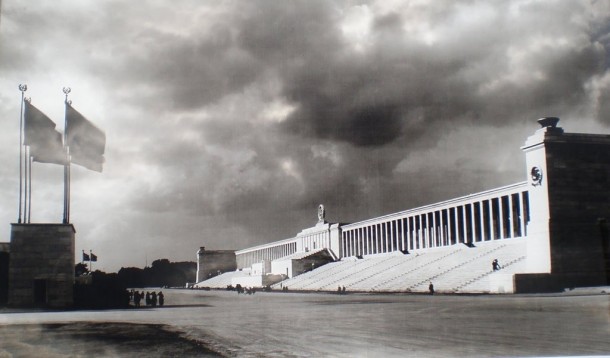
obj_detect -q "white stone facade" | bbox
[206,119,610,293]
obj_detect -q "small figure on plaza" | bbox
[158,291,164,306]
[492,259,501,271]
[134,291,142,307]
[429,282,435,295]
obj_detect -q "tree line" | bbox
[77,258,197,288]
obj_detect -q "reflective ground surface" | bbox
[1,288,609,357]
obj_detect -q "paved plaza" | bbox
[1,289,609,357]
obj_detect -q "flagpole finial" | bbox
[19,84,27,92]
[63,87,71,103]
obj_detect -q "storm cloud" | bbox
[1,0,609,271]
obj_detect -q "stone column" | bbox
[369,226,373,254]
[354,228,359,255]
[452,207,458,245]
[423,213,429,248]
[388,221,393,252]
[478,201,485,242]
[507,194,515,239]
[468,203,475,244]
[406,217,411,250]
[399,218,404,251]
[359,227,364,255]
[520,192,527,238]
[440,210,446,246]
[427,211,438,247]
[345,232,350,257]
[372,224,376,253]
[364,227,369,255]
[498,197,505,239]
[488,199,495,241]
[460,206,467,244]
[382,222,387,253]
[415,216,418,249]
[447,208,453,246]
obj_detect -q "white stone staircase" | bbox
[272,239,529,293]
[194,269,252,289]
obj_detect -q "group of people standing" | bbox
[131,290,165,307]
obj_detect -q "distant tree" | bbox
[117,267,145,287]
[75,262,89,277]
[73,270,130,309]
[116,259,196,288]
[173,261,197,282]
[151,259,171,270]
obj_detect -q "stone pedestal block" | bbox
[8,224,75,308]
[522,123,610,286]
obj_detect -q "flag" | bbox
[23,101,67,165]
[90,252,98,262]
[66,104,105,172]
[82,252,90,262]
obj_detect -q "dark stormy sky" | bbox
[1,1,609,272]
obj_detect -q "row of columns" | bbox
[341,191,529,258]
[236,229,332,269]
[302,231,330,252]
[236,242,297,269]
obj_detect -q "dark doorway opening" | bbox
[599,218,609,284]
[34,279,47,305]
[0,252,8,305]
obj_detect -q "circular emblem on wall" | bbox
[530,166,543,186]
[317,204,325,222]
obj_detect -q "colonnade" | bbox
[235,183,530,266]
[236,241,298,269]
[341,183,530,258]
[300,231,331,252]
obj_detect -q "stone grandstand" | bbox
[194,119,610,294]
[197,240,526,293]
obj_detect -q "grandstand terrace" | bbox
[195,119,610,293]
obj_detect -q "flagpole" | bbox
[62,87,71,224]
[28,155,32,223]
[18,84,27,224]
[24,144,29,223]
[23,97,32,223]
[67,148,71,223]
[89,250,92,272]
